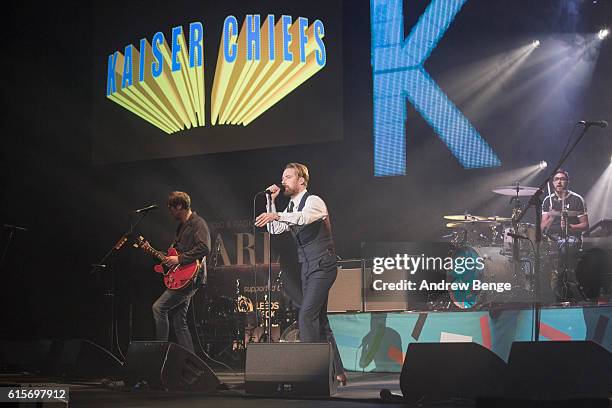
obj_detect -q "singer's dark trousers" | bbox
[298,254,345,375]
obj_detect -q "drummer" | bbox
[541,168,589,300]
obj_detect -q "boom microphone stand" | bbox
[516,122,605,341]
[90,208,153,356]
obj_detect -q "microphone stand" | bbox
[265,194,274,343]
[515,123,597,341]
[90,209,152,356]
[509,191,522,288]
[253,191,275,343]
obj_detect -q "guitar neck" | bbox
[143,245,166,262]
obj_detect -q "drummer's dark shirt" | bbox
[542,191,587,237]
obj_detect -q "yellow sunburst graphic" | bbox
[106,23,206,134]
[105,16,326,133]
[211,15,326,126]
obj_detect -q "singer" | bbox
[255,163,347,386]
[151,191,211,352]
[541,169,589,301]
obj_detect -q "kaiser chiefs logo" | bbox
[106,15,327,134]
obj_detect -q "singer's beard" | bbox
[283,188,294,197]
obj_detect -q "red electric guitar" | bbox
[133,236,201,290]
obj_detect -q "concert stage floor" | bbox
[2,304,611,406]
[2,372,405,408]
[3,371,610,407]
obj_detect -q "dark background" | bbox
[1,0,611,348]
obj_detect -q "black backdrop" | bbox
[1,0,611,346]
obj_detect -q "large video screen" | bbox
[92,0,342,163]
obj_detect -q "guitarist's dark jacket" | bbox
[173,212,210,285]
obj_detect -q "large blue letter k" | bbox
[371,0,501,176]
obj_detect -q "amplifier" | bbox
[328,263,363,312]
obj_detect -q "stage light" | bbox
[532,40,540,48]
[598,28,609,40]
[539,160,547,170]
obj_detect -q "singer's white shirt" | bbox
[266,190,328,234]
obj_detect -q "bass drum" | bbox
[447,246,531,309]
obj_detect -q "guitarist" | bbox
[152,191,211,353]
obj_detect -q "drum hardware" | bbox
[445,220,499,228]
[487,216,512,223]
[444,214,488,221]
[542,210,582,218]
[438,183,559,310]
[445,219,503,247]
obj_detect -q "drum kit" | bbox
[442,184,550,309]
[195,271,299,364]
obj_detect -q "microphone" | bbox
[578,120,608,128]
[133,204,158,213]
[265,185,285,195]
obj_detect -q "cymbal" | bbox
[543,210,583,217]
[492,186,538,196]
[446,221,498,229]
[444,214,488,221]
[446,222,466,229]
[487,216,512,222]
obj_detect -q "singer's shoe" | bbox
[336,373,348,386]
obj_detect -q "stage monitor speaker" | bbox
[125,341,220,392]
[328,266,362,312]
[400,342,506,402]
[245,342,336,397]
[507,341,612,400]
[48,339,123,379]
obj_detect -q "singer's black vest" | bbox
[289,192,335,263]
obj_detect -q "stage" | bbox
[1,372,403,408]
[329,304,612,371]
[1,362,609,407]
[2,304,611,407]
[2,0,612,406]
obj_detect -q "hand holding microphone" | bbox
[265,184,284,200]
[255,185,284,227]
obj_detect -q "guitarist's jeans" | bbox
[152,284,198,352]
